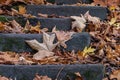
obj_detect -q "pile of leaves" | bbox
[0,0,120,80]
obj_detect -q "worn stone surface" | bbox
[1,16,71,31]
[46,0,92,4]
[55,0,93,5]
[0,64,104,80]
[26,5,107,20]
[0,32,90,52]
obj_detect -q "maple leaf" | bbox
[52,27,73,48]
[70,15,86,32]
[84,11,100,24]
[82,47,95,57]
[26,32,59,60]
[33,50,55,60]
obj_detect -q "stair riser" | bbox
[0,33,90,52]
[55,0,93,4]
[1,16,71,31]
[0,64,104,80]
[26,5,107,20]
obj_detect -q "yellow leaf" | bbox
[30,22,41,33]
[109,6,116,11]
[109,18,117,25]
[19,5,26,14]
[82,47,95,57]
[113,23,120,29]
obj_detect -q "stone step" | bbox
[0,64,104,80]
[55,0,93,5]
[0,15,71,31]
[0,32,90,52]
[26,5,107,20]
[46,0,93,4]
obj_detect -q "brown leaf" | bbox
[84,11,100,24]
[0,75,10,80]
[110,70,120,80]
[10,20,23,33]
[18,5,26,14]
[33,50,55,60]
[38,13,48,18]
[0,51,19,64]
[30,22,41,33]
[0,22,5,31]
[33,74,52,80]
[75,72,83,80]
[70,15,86,32]
[26,32,59,60]
[52,27,73,48]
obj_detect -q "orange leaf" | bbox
[19,5,26,14]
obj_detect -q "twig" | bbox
[55,65,66,80]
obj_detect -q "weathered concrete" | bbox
[46,0,93,4]
[0,64,104,80]
[0,32,90,52]
[26,5,107,20]
[0,15,71,31]
[55,0,93,5]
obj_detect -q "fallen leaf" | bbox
[0,75,10,80]
[18,5,26,14]
[30,22,41,33]
[26,39,49,51]
[38,13,48,18]
[82,47,95,57]
[33,74,52,80]
[52,27,73,48]
[110,70,120,80]
[0,51,19,64]
[26,32,59,60]
[109,18,117,25]
[33,50,55,60]
[75,72,83,80]
[23,20,31,33]
[70,15,86,32]
[10,20,23,33]
[84,11,100,24]
[0,22,5,31]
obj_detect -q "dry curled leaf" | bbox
[10,20,23,33]
[52,27,73,48]
[110,70,120,80]
[0,75,10,80]
[33,74,52,80]
[26,32,59,60]
[84,11,100,24]
[18,5,26,14]
[70,15,86,32]
[75,72,83,80]
[0,22,5,31]
[30,22,41,33]
[33,50,55,60]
